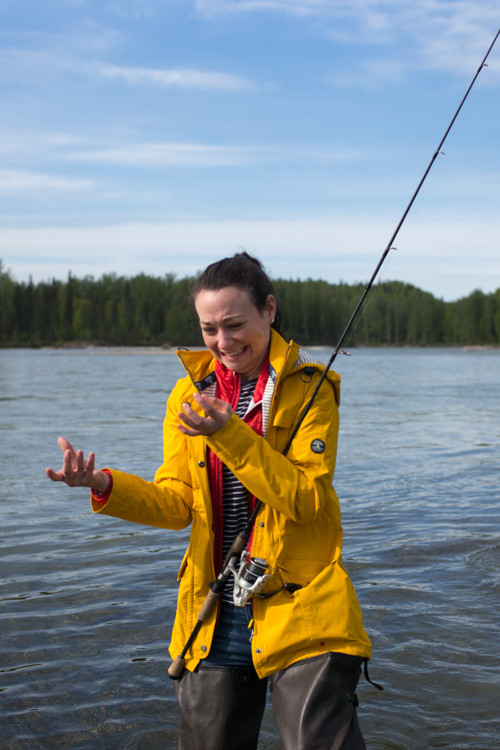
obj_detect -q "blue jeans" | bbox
[203,602,253,667]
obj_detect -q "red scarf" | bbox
[208,355,270,572]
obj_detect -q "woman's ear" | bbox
[266,294,277,323]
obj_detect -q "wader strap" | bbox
[363,660,384,691]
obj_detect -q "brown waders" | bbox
[173,652,365,750]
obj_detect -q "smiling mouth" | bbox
[221,346,247,358]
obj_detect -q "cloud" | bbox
[63,138,361,168]
[0,24,123,63]
[2,216,499,300]
[106,0,174,20]
[195,0,499,29]
[0,170,93,192]
[0,18,258,93]
[66,141,256,167]
[195,0,331,18]
[0,126,362,171]
[0,44,258,95]
[196,0,500,80]
[97,63,257,92]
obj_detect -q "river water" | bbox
[1,347,499,749]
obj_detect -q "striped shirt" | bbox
[221,378,257,604]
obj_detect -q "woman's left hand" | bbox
[178,393,233,437]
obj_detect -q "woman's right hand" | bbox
[45,436,110,492]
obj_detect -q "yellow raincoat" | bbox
[92,330,371,678]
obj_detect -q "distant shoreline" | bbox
[2,343,499,353]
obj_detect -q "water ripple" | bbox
[1,348,499,748]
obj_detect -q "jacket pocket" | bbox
[275,559,331,589]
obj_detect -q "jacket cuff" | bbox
[91,469,113,506]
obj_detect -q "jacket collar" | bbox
[175,348,215,391]
[176,329,294,386]
[175,329,340,405]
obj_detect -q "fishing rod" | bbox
[168,28,499,680]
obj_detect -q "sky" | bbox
[0,0,499,302]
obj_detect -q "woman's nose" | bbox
[217,328,233,349]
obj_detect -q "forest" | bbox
[1,261,499,348]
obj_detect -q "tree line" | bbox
[1,261,499,348]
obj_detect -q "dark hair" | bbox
[191,251,282,333]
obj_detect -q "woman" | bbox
[47,252,372,749]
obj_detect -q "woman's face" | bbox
[195,286,277,382]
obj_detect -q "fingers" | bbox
[193,392,233,420]
[177,393,232,437]
[46,437,97,487]
[45,466,64,482]
[178,401,216,436]
[58,435,75,454]
[63,447,77,476]
[86,451,96,477]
